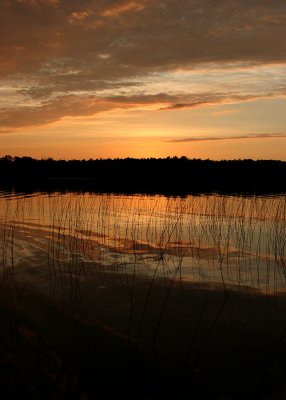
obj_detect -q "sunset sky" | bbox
[1,0,286,160]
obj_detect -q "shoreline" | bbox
[1,157,286,195]
[1,178,286,196]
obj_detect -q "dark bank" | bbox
[1,156,286,194]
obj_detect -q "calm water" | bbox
[0,190,285,294]
[1,190,286,398]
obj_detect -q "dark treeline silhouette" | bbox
[1,155,286,194]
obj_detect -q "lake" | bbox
[1,191,285,293]
[0,190,286,399]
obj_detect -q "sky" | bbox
[1,0,286,160]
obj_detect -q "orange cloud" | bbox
[2,0,286,80]
[0,94,172,133]
[69,10,94,23]
[1,0,286,134]
[101,1,145,17]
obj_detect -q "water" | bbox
[0,190,285,295]
[1,190,286,398]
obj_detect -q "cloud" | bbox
[68,10,95,23]
[101,1,145,17]
[159,90,286,111]
[0,93,175,132]
[1,0,286,131]
[1,85,286,132]
[165,133,286,143]
[2,0,286,78]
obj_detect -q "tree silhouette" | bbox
[0,155,285,194]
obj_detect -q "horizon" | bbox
[2,155,286,163]
[1,1,286,160]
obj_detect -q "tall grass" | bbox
[0,191,286,396]
[0,192,285,297]
[0,191,285,356]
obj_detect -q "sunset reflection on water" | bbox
[0,191,285,294]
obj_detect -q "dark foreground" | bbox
[1,270,286,399]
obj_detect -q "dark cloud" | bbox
[0,93,177,132]
[0,95,128,132]
[20,79,144,99]
[165,133,286,143]
[1,0,286,130]
[160,90,286,110]
[1,87,286,132]
[1,0,286,78]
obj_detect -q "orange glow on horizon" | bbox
[1,1,286,160]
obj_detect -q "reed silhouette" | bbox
[0,192,286,398]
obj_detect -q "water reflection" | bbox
[0,191,285,294]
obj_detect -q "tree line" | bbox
[1,155,286,194]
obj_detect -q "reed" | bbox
[1,192,286,301]
[0,191,286,397]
